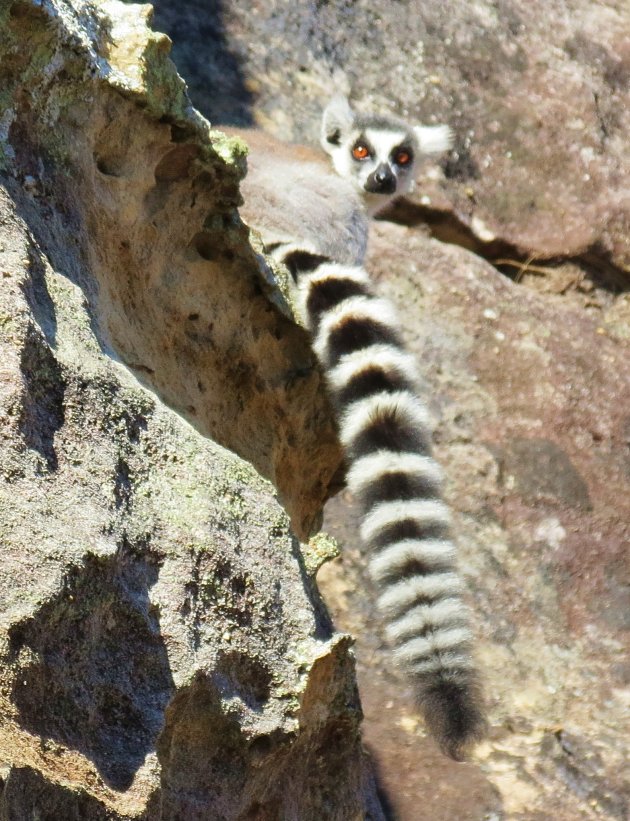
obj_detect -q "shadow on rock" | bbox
[7,547,174,791]
[152,0,255,126]
[18,323,65,472]
[0,766,121,821]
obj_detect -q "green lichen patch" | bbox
[300,532,340,576]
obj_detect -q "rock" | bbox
[146,4,630,814]
[321,223,630,819]
[0,0,382,817]
[154,0,630,274]
[3,0,630,818]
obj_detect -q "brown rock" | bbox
[3,0,630,818]
[147,6,630,809]
[0,0,382,817]
[154,0,630,273]
[321,222,630,819]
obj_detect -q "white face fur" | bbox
[321,96,453,216]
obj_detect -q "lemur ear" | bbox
[321,95,355,153]
[413,124,454,155]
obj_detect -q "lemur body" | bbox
[226,97,484,759]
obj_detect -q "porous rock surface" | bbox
[0,1,382,818]
[322,223,630,820]
[152,1,630,819]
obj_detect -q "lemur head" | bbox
[321,95,453,215]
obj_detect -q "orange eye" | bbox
[395,150,411,166]
[352,144,370,160]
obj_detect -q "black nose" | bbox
[365,163,396,194]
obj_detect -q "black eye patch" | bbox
[351,136,374,161]
[392,146,413,166]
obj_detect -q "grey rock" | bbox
[0,0,382,817]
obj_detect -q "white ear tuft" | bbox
[414,124,454,155]
[321,95,355,154]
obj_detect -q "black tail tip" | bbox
[417,675,487,761]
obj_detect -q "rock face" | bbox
[0,1,381,818]
[322,224,630,820]
[154,0,630,278]
[2,0,630,819]
[150,1,630,819]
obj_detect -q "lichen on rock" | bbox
[0,0,381,817]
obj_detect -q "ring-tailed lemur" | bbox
[224,96,484,759]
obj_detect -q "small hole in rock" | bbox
[171,124,195,143]
[191,232,218,261]
[95,154,125,177]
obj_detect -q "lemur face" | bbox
[345,127,418,198]
[321,96,453,215]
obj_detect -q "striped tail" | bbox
[292,257,485,759]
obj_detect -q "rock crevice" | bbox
[0,1,380,817]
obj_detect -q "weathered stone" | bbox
[492,437,592,510]
[1,0,341,541]
[321,223,630,819]
[3,0,630,817]
[154,0,630,274]
[0,0,382,817]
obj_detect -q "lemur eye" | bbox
[352,144,370,161]
[395,149,412,166]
